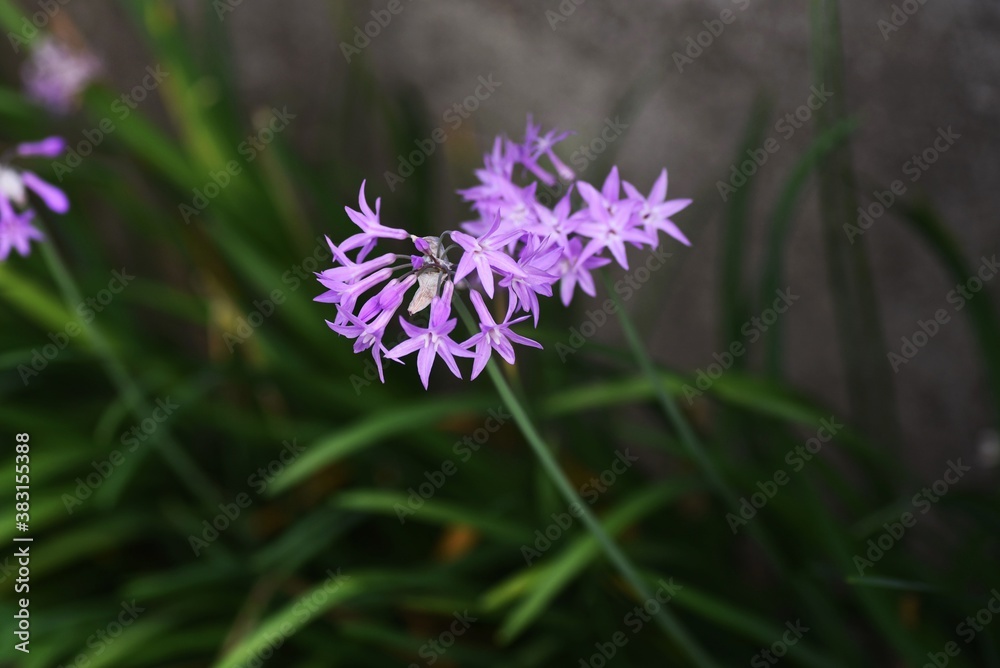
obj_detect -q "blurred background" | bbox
[0,1,998,666]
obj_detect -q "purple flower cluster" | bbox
[0,138,70,261]
[317,119,691,388]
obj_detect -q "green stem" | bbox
[599,273,784,567]
[809,0,901,451]
[39,235,221,510]
[600,271,865,654]
[454,299,718,668]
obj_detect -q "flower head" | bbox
[624,169,692,247]
[316,117,691,388]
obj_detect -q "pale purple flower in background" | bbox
[513,116,575,185]
[22,38,101,115]
[525,118,575,182]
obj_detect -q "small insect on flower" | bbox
[317,118,692,388]
[408,236,451,315]
[0,137,69,262]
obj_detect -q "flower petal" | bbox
[22,171,68,213]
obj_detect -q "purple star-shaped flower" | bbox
[0,198,43,261]
[341,180,409,258]
[316,267,394,324]
[327,307,395,383]
[500,246,559,326]
[356,274,416,323]
[558,238,612,306]
[529,122,575,182]
[463,290,542,379]
[575,203,648,270]
[524,188,577,251]
[451,214,523,298]
[317,239,396,285]
[385,283,473,389]
[624,169,692,247]
[577,165,624,214]
[514,116,575,186]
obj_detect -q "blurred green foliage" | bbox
[0,1,997,667]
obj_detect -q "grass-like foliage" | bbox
[0,1,997,667]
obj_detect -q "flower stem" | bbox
[39,235,221,510]
[454,298,718,668]
[599,272,785,567]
